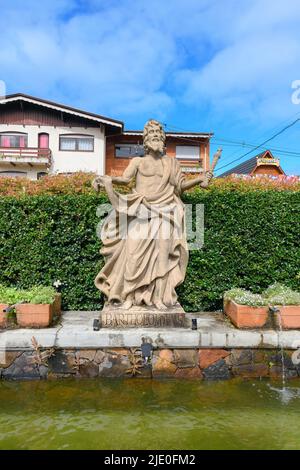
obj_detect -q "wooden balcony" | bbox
[0,147,52,167]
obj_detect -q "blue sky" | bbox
[1,0,300,174]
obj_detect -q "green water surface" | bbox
[1,378,300,450]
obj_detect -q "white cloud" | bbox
[176,0,300,125]
[0,0,181,122]
[0,0,300,135]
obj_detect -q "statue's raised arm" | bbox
[180,148,222,192]
[92,157,140,192]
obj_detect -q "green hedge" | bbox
[0,190,299,312]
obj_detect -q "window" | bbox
[37,172,48,180]
[176,145,200,160]
[0,133,28,148]
[115,144,144,158]
[59,135,94,152]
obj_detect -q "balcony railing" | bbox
[0,147,52,166]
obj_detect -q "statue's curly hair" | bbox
[143,119,166,153]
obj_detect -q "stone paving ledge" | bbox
[0,311,300,351]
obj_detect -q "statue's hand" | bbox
[101,175,112,184]
[205,170,213,182]
[200,171,213,189]
[92,177,102,192]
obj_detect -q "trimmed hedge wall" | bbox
[0,190,299,312]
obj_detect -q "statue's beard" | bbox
[145,139,165,155]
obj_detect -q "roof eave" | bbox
[0,93,124,130]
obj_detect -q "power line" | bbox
[165,121,300,172]
[162,133,300,158]
[166,108,300,147]
[210,141,300,157]
[211,135,300,155]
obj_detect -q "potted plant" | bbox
[16,286,58,328]
[263,283,300,329]
[224,288,269,328]
[0,285,26,328]
[0,306,8,327]
[0,285,9,327]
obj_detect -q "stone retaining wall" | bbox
[0,347,299,381]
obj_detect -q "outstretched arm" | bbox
[180,148,222,192]
[111,157,140,185]
[92,157,140,191]
[181,171,213,191]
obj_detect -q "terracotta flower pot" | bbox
[276,305,300,329]
[0,304,9,328]
[224,299,269,328]
[16,303,54,328]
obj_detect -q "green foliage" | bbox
[224,283,300,307]
[24,286,56,305]
[0,284,56,304]
[224,288,267,307]
[0,172,298,197]
[0,285,27,304]
[0,190,299,311]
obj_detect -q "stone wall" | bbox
[0,348,299,381]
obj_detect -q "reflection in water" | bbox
[1,378,300,449]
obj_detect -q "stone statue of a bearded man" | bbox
[93,120,218,312]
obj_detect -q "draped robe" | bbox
[95,156,189,307]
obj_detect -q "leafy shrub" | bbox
[224,288,267,307]
[224,283,300,307]
[0,285,27,304]
[24,286,56,305]
[263,283,300,305]
[0,285,56,305]
[0,172,299,198]
[0,188,299,311]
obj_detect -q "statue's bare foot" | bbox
[154,301,168,311]
[123,299,133,310]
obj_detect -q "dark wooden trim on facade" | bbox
[3,93,124,128]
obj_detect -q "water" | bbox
[277,310,286,389]
[1,378,300,450]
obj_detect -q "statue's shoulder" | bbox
[163,155,180,167]
[129,156,142,166]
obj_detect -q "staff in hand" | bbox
[200,148,222,188]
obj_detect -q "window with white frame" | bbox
[115,144,144,158]
[175,145,200,160]
[59,135,94,152]
[0,133,28,148]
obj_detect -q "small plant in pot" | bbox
[263,283,300,329]
[0,285,25,328]
[224,288,268,328]
[16,286,58,328]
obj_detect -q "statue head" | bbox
[143,119,166,155]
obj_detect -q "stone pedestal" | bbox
[100,304,186,328]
